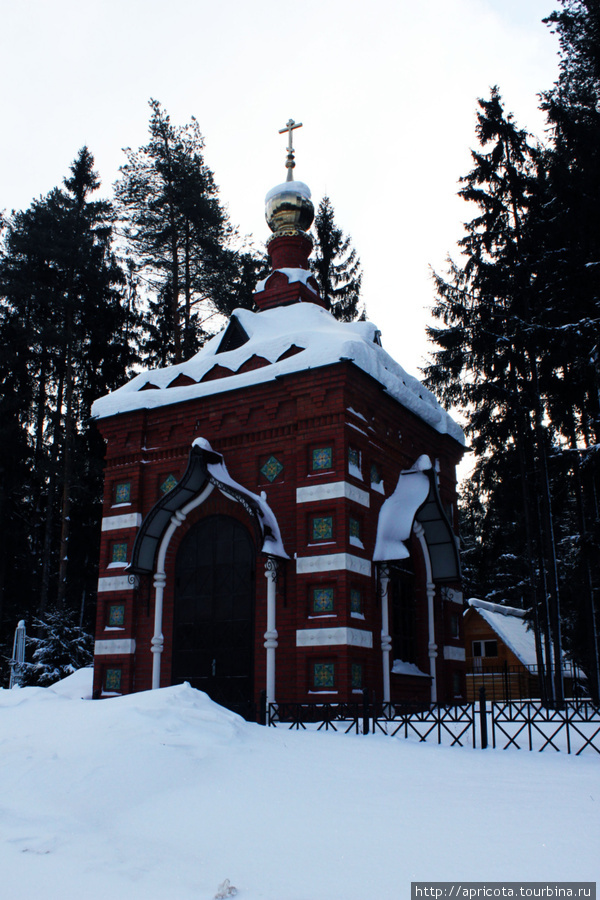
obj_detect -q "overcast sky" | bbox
[1,0,560,381]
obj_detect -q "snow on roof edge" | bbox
[91,304,464,445]
[467,598,527,619]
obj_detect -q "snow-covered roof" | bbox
[466,598,537,667]
[129,438,288,573]
[373,455,431,562]
[193,438,288,559]
[255,267,318,294]
[91,304,464,444]
[373,454,460,580]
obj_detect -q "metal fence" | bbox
[371,700,476,747]
[267,699,369,733]
[486,698,600,754]
[465,661,586,703]
[266,692,600,755]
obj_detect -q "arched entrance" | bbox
[172,515,256,715]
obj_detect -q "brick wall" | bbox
[93,360,465,705]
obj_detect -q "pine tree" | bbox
[115,100,238,363]
[311,196,364,321]
[0,149,136,657]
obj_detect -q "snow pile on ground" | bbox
[91,303,463,443]
[1,670,598,900]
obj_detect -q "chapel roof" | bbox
[91,302,464,444]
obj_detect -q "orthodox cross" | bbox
[279,118,302,181]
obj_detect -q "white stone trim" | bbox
[296,481,370,508]
[98,576,134,593]
[95,639,136,655]
[102,513,142,531]
[296,627,373,648]
[414,522,438,704]
[264,558,279,706]
[443,645,466,661]
[445,588,464,605]
[296,553,371,577]
[380,568,392,703]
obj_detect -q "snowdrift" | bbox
[1,670,598,900]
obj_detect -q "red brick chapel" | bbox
[91,122,466,714]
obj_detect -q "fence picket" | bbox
[266,696,600,754]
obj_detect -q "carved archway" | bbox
[126,439,287,698]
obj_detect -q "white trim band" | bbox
[95,639,136,655]
[98,576,134,593]
[296,481,370,507]
[443,646,466,661]
[102,513,143,531]
[296,627,373,648]
[296,553,371,576]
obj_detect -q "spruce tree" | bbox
[18,608,93,687]
[0,149,136,661]
[311,196,364,321]
[538,0,600,699]
[425,89,565,703]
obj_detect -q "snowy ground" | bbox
[1,670,598,900]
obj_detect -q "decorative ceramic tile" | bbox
[108,604,125,627]
[111,542,128,564]
[349,517,361,539]
[160,473,178,494]
[312,516,333,541]
[105,668,122,692]
[260,455,283,482]
[114,481,131,503]
[313,587,334,613]
[312,446,333,471]
[351,663,363,689]
[350,588,362,614]
[313,662,335,688]
[370,463,382,485]
[348,447,361,469]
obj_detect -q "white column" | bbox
[426,580,437,704]
[151,509,185,689]
[380,565,392,703]
[151,572,166,689]
[414,521,437,704]
[264,557,279,706]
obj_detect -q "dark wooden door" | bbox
[173,515,255,715]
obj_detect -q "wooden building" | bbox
[91,147,466,715]
[463,598,538,700]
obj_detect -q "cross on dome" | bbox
[278,118,303,181]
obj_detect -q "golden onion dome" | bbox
[265,180,314,237]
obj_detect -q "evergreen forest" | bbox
[1,0,598,703]
[0,101,362,681]
[424,0,600,702]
